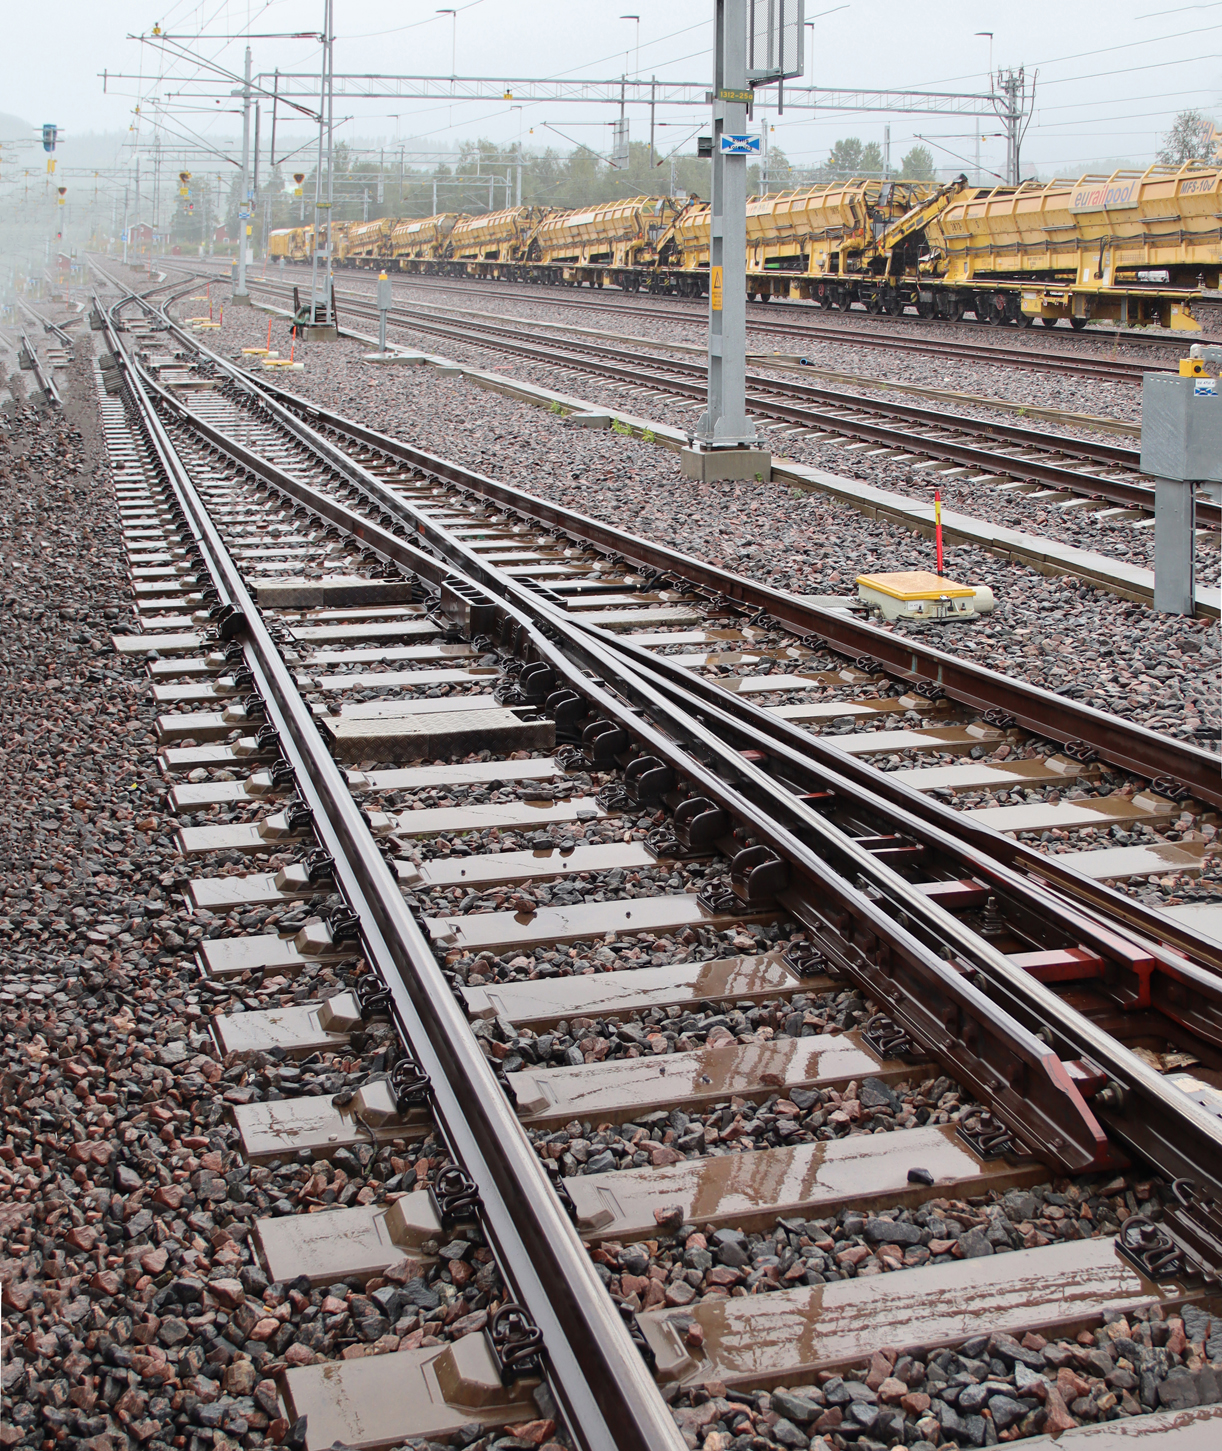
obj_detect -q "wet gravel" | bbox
[60,264,1216,1451]
[298,316,1220,585]
[361,323,1217,588]
[251,263,1165,421]
[186,294,1218,734]
[0,322,569,1451]
[163,293,1221,927]
[167,270,1215,583]
[666,1295,1222,1449]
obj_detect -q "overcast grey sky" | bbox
[3,0,1220,183]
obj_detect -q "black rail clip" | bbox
[544,1162,580,1225]
[783,938,832,979]
[862,1013,919,1061]
[285,800,316,835]
[390,1057,433,1111]
[619,1304,657,1372]
[544,689,586,740]
[623,754,675,804]
[268,758,298,790]
[582,719,630,768]
[217,606,248,641]
[428,1164,482,1229]
[517,661,556,703]
[484,1304,545,1385]
[327,905,361,941]
[1150,775,1191,803]
[1116,1179,1222,1286]
[354,971,391,1020]
[553,744,591,772]
[956,1111,1018,1161]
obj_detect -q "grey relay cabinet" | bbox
[1140,370,1220,615]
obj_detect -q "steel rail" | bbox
[139,320,1222,1212]
[15,324,62,408]
[239,278,1219,529]
[134,273,1222,1309]
[599,631,1222,978]
[387,317,1214,526]
[244,273,1147,469]
[187,362,1221,810]
[16,296,77,354]
[551,620,1222,1205]
[391,302,1145,470]
[371,268,1195,355]
[206,259,1174,381]
[386,294,1161,384]
[100,293,687,1451]
[139,331,1118,1178]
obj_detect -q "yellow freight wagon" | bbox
[390,213,463,268]
[927,164,1222,328]
[446,206,549,278]
[534,197,677,288]
[343,217,393,266]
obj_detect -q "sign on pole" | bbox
[719,134,761,154]
[747,0,805,82]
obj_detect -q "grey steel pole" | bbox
[308,6,327,325]
[236,46,252,301]
[696,0,756,449]
[323,0,335,326]
[1154,479,1196,615]
[377,271,391,354]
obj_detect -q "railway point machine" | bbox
[1139,346,1222,615]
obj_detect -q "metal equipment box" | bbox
[1140,373,1222,482]
[856,570,981,623]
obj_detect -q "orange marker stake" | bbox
[934,490,944,575]
[266,317,272,350]
[289,341,295,363]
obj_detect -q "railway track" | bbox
[18,293,80,357]
[223,258,1177,384]
[384,268,1195,352]
[210,268,1221,534]
[90,267,1222,1451]
[13,298,70,408]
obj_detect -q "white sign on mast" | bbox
[746,0,805,83]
